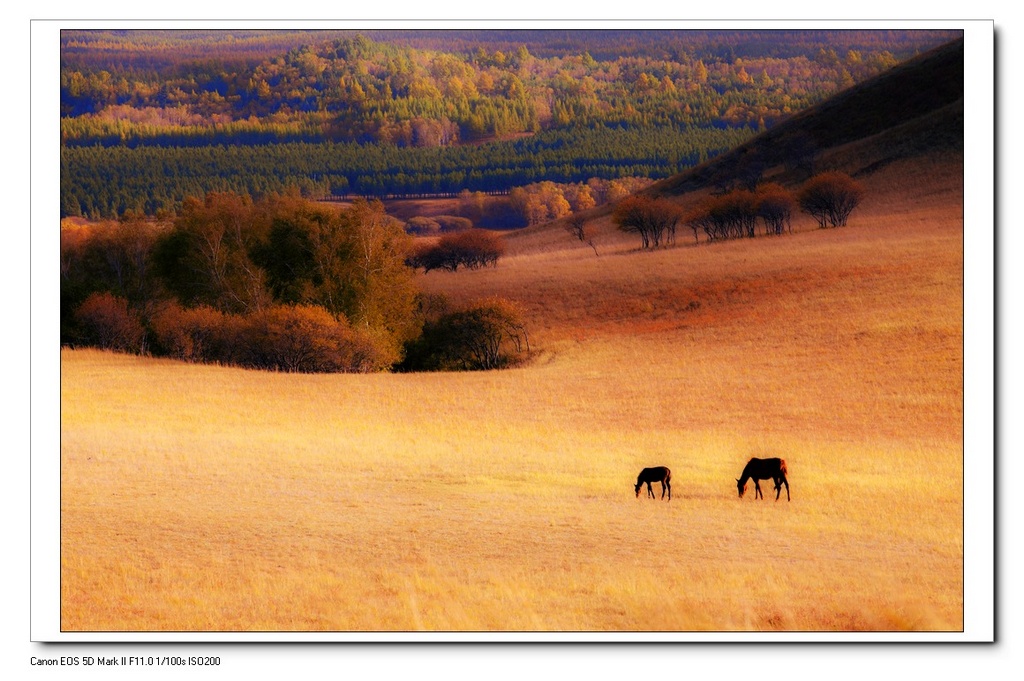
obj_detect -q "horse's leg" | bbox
[666,478,671,501]
[647,482,654,499]
[754,480,763,499]
[783,478,790,501]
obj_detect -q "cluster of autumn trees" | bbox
[613,171,864,248]
[612,196,686,249]
[683,184,796,242]
[440,176,654,230]
[62,192,529,372]
[506,177,654,226]
[405,230,506,273]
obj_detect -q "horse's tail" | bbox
[779,459,788,477]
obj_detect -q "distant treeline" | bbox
[61,124,750,218]
[61,31,947,145]
[61,28,960,84]
[59,30,961,218]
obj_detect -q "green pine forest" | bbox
[60,29,960,219]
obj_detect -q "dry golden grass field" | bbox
[60,154,964,633]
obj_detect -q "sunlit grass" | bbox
[60,159,964,632]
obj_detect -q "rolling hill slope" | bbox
[650,36,964,197]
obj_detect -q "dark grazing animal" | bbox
[635,466,671,500]
[736,457,790,501]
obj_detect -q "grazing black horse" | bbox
[736,458,790,501]
[635,466,671,500]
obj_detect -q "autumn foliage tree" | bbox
[152,192,271,314]
[149,302,229,363]
[564,213,599,256]
[612,195,684,249]
[61,192,421,371]
[797,171,865,228]
[60,217,164,344]
[510,181,572,226]
[151,194,420,363]
[755,183,796,235]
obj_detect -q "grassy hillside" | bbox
[60,150,963,631]
[651,37,964,197]
[59,37,965,632]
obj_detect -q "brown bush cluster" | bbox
[74,291,147,353]
[406,230,506,273]
[147,301,393,372]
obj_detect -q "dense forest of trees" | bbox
[60,125,749,218]
[59,29,959,218]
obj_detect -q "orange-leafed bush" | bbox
[151,302,390,372]
[149,302,230,362]
[713,189,759,239]
[237,304,387,373]
[74,292,146,353]
[685,187,789,242]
